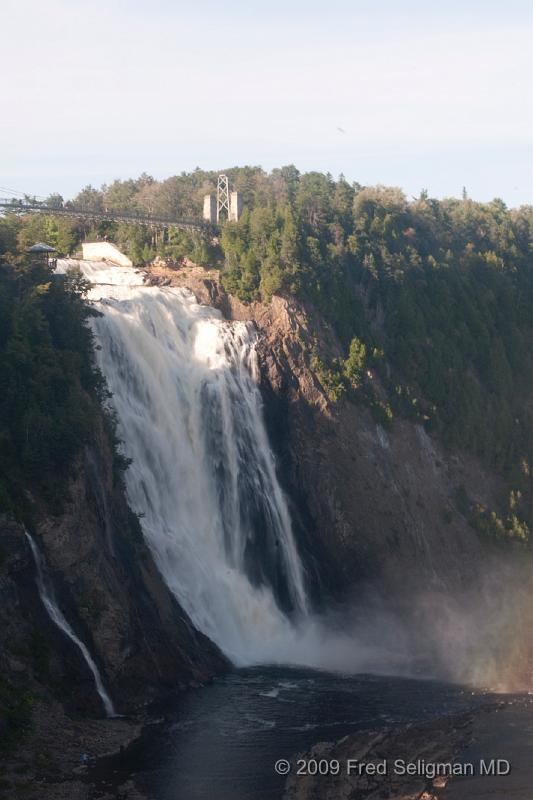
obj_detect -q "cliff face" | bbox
[224,293,488,594]
[149,265,533,689]
[0,415,226,731]
[150,267,490,597]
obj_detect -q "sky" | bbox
[1,0,533,205]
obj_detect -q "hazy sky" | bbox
[2,0,533,204]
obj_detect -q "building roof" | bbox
[27,242,56,253]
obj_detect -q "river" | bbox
[90,666,488,800]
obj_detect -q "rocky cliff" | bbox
[145,265,494,594]
[1,420,226,705]
[146,264,533,690]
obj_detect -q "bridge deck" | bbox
[0,200,216,233]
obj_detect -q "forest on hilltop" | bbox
[2,166,533,541]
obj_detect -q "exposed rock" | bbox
[144,263,221,307]
[219,289,494,597]
[283,711,475,800]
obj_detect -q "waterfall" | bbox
[56,259,395,673]
[57,259,314,665]
[25,529,116,717]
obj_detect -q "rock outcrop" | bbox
[283,711,475,800]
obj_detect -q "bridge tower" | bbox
[203,175,243,223]
[217,174,230,221]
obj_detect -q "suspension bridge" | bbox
[0,197,216,234]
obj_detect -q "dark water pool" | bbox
[92,667,488,800]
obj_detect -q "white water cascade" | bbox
[56,259,396,672]
[57,259,312,665]
[25,530,116,717]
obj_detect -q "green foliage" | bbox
[343,336,366,388]
[368,395,394,429]
[309,341,389,424]
[454,485,530,543]
[310,352,346,403]
[209,171,533,478]
[3,214,78,256]
[221,203,303,301]
[0,254,109,514]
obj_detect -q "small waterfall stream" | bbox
[25,530,116,718]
